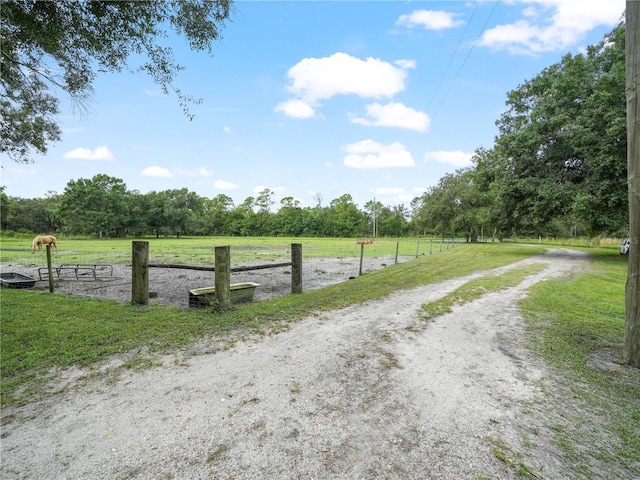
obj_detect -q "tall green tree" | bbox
[414,168,490,241]
[363,199,384,238]
[125,191,150,237]
[379,205,409,237]
[254,188,274,236]
[143,191,168,238]
[161,188,204,237]
[0,187,11,231]
[272,197,305,236]
[329,194,366,237]
[1,0,233,163]
[409,195,430,237]
[495,23,627,237]
[205,194,235,235]
[57,174,129,237]
[233,196,257,236]
[3,196,50,234]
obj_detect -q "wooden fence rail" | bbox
[147,262,292,273]
[132,243,302,308]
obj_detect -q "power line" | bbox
[426,0,481,113]
[431,0,501,121]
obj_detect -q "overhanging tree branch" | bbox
[0,0,234,163]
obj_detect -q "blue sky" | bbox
[1,0,626,210]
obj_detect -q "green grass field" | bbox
[0,235,460,266]
[520,253,640,475]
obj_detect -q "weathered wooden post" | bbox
[396,241,400,263]
[430,239,433,255]
[46,244,54,293]
[625,0,640,367]
[215,245,231,310]
[359,243,365,276]
[415,241,419,258]
[291,243,302,294]
[132,241,149,305]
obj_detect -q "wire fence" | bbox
[1,237,467,270]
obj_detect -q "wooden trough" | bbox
[189,282,260,308]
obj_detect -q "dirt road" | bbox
[1,249,589,479]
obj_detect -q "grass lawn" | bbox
[520,250,640,477]
[0,235,459,266]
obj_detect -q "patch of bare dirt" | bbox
[2,255,408,308]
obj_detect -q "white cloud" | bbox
[480,0,625,54]
[214,180,238,190]
[344,140,415,169]
[63,146,113,161]
[285,52,410,104]
[397,194,416,202]
[370,187,416,202]
[424,150,473,167]
[141,165,213,178]
[396,10,465,30]
[274,99,315,119]
[394,59,417,69]
[372,187,406,195]
[140,166,212,178]
[224,126,232,134]
[141,166,173,178]
[351,102,431,132]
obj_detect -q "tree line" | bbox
[0,23,629,242]
[0,180,410,239]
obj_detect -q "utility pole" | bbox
[625,0,640,368]
[372,197,378,239]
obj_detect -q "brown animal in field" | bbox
[31,235,57,254]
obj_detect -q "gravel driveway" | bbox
[1,249,589,479]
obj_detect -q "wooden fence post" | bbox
[625,0,640,367]
[46,244,54,293]
[396,241,400,263]
[359,243,364,276]
[291,243,302,294]
[131,241,149,305]
[215,246,231,310]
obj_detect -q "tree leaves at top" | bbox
[411,22,628,240]
[0,0,234,163]
[493,22,627,236]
